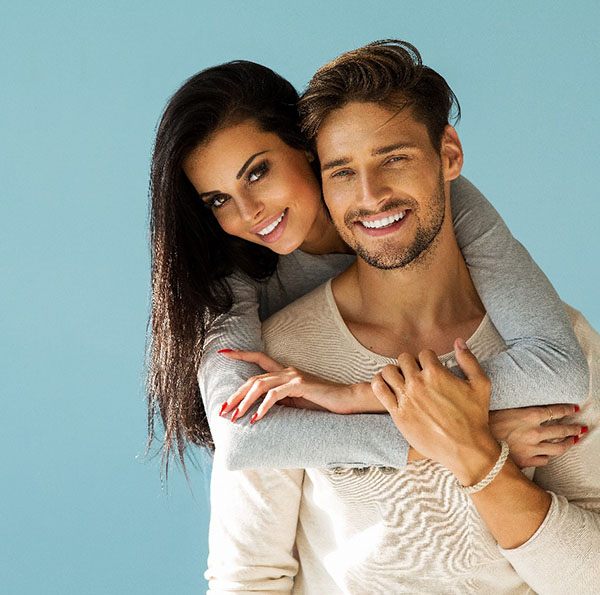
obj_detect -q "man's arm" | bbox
[205,452,303,593]
[371,320,600,592]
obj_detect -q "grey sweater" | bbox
[199,176,588,470]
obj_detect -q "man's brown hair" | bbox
[299,39,460,150]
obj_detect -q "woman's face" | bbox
[183,119,324,255]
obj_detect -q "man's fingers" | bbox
[396,353,420,379]
[218,349,284,372]
[454,338,488,386]
[371,372,398,412]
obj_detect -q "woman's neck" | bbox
[299,207,353,255]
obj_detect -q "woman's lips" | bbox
[254,208,289,243]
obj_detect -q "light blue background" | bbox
[2,2,598,593]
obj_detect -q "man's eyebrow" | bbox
[236,150,270,180]
[372,142,417,156]
[321,157,351,173]
[321,142,418,172]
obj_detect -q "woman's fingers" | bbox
[218,349,285,372]
[253,385,297,422]
[537,436,579,457]
[537,423,585,443]
[536,403,581,425]
[219,373,282,417]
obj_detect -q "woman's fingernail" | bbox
[218,349,234,354]
[219,402,228,416]
[574,435,580,444]
[231,408,240,423]
[250,413,259,425]
[574,405,581,413]
[581,426,589,434]
[456,338,468,351]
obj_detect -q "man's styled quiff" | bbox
[299,39,460,150]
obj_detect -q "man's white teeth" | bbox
[360,211,406,229]
[257,211,286,236]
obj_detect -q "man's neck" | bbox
[331,220,485,358]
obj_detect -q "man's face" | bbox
[316,101,462,270]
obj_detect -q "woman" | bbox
[147,59,587,474]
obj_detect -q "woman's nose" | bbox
[237,195,265,222]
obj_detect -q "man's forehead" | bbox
[315,101,424,155]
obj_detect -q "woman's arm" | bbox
[199,273,410,470]
[451,176,589,408]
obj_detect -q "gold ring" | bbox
[545,406,554,424]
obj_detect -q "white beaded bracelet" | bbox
[459,441,510,495]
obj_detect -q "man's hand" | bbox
[371,338,499,486]
[217,349,381,423]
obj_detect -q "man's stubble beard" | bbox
[340,172,447,271]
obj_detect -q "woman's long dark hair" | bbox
[147,61,308,472]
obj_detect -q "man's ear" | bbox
[304,150,315,162]
[440,125,463,182]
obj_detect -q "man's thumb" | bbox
[454,338,486,384]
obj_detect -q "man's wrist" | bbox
[450,433,502,487]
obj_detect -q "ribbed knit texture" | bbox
[206,283,599,593]
[199,176,588,471]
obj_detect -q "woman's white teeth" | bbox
[360,211,406,229]
[257,211,286,236]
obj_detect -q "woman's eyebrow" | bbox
[236,150,270,179]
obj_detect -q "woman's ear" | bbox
[440,125,463,182]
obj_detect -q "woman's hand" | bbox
[489,405,585,468]
[217,349,381,423]
[371,339,500,486]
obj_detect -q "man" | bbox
[206,40,599,593]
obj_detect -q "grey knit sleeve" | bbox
[198,273,409,470]
[451,176,589,408]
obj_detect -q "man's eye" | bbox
[386,155,408,165]
[331,169,354,179]
[247,161,269,183]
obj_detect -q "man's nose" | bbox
[237,194,265,222]
[359,171,393,206]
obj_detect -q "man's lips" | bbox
[353,209,411,236]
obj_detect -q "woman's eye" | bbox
[208,194,229,208]
[247,161,269,184]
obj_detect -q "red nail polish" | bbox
[574,405,581,413]
[250,413,258,425]
[581,426,589,434]
[219,402,228,416]
[574,435,580,444]
[231,408,240,423]
[218,349,234,354]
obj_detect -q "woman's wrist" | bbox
[347,382,387,413]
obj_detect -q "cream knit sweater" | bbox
[206,281,600,594]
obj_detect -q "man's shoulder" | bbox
[263,281,331,337]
